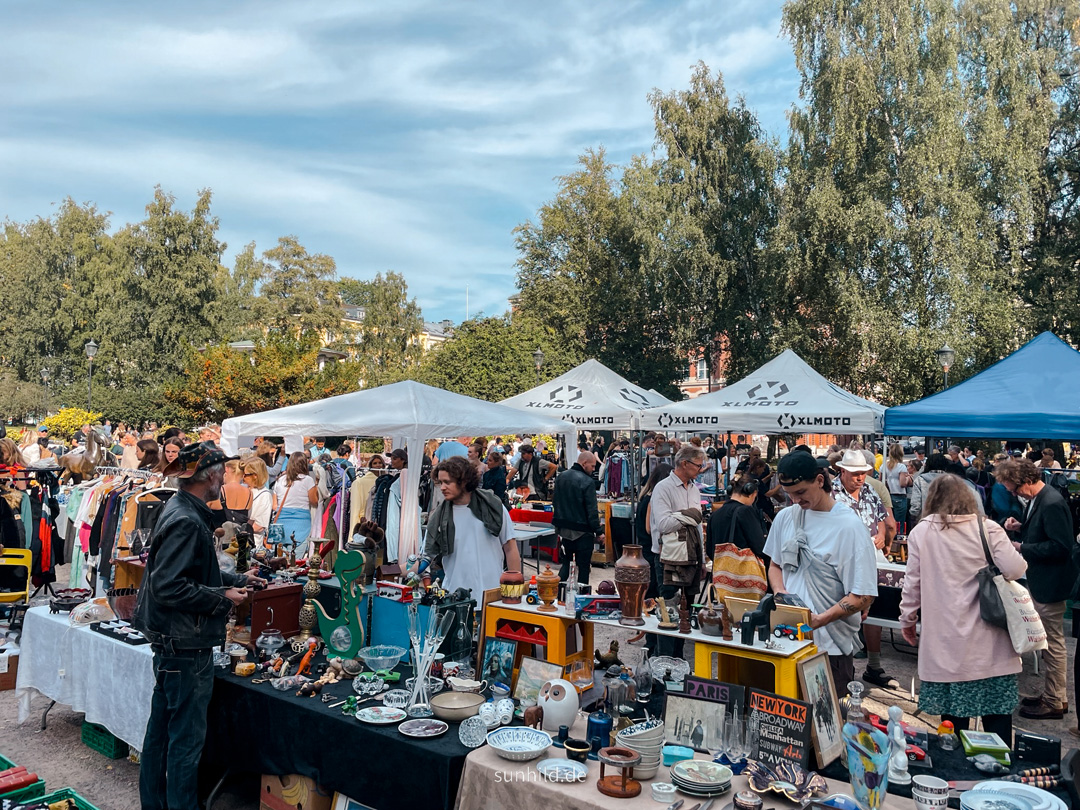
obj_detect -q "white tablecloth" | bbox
[16,606,155,750]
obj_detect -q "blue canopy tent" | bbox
[884,332,1080,439]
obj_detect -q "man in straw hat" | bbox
[832,448,898,690]
[133,441,266,810]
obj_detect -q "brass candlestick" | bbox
[290,553,324,652]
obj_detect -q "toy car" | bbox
[773,623,813,641]
[524,589,540,605]
[906,744,927,762]
[868,713,920,741]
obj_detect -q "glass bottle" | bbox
[564,560,578,616]
[635,650,653,703]
[841,680,867,765]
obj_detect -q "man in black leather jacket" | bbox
[997,456,1078,721]
[553,452,602,583]
[133,442,263,810]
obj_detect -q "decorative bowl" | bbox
[564,738,590,763]
[745,759,828,802]
[405,675,445,695]
[356,645,407,671]
[536,758,588,783]
[430,691,485,722]
[487,727,553,762]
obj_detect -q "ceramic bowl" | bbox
[356,645,407,671]
[635,763,660,780]
[430,691,486,722]
[912,776,949,796]
[487,727,553,762]
[563,738,591,763]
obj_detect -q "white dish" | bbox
[355,706,407,725]
[398,718,448,738]
[959,790,1034,810]
[973,781,1066,810]
[536,758,588,783]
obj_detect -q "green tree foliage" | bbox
[165,333,361,423]
[648,63,781,383]
[515,149,684,397]
[337,271,424,386]
[250,236,342,337]
[412,315,582,401]
[775,0,1078,401]
[0,371,46,424]
[115,188,228,385]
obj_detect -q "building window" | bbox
[695,359,707,380]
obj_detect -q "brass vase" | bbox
[614,545,650,627]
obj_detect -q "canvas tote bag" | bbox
[712,504,767,602]
[976,518,1047,654]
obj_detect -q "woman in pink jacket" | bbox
[900,474,1027,743]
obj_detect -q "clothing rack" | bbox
[95,466,155,479]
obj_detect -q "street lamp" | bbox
[533,348,544,385]
[40,368,49,421]
[936,343,955,389]
[85,339,99,411]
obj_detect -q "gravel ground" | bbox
[2,561,1074,809]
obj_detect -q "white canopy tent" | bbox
[220,380,571,563]
[638,349,885,434]
[499,359,672,430]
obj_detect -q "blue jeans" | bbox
[140,648,215,810]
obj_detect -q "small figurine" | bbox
[887,706,912,785]
[595,640,623,669]
[678,592,692,634]
[720,604,733,640]
[523,704,544,729]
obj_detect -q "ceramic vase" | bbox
[614,545,650,626]
[536,565,560,612]
[697,602,721,636]
[499,570,526,604]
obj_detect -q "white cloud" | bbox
[0,0,798,322]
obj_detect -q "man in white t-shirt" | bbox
[425,456,520,600]
[763,451,878,697]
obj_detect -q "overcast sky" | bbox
[1,1,798,323]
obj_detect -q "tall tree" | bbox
[515,149,683,396]
[647,62,781,384]
[254,236,342,337]
[116,188,228,385]
[338,271,424,386]
[777,0,1020,402]
[412,315,581,401]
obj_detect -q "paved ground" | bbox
[3,561,1075,809]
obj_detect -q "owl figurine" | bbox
[537,678,579,733]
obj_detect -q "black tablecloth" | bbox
[202,668,470,810]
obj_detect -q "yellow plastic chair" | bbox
[0,549,33,605]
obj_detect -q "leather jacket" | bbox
[552,464,602,536]
[132,489,245,650]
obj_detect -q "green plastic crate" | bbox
[0,752,46,804]
[32,787,101,810]
[80,721,129,760]
[0,777,46,804]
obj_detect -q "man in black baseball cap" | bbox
[134,441,265,809]
[763,450,878,697]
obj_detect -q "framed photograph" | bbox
[663,692,726,752]
[797,652,843,768]
[513,656,564,702]
[480,637,517,687]
[332,794,371,810]
[474,587,503,674]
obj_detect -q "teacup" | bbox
[491,682,511,700]
[911,776,948,796]
[443,661,463,679]
[447,676,488,693]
